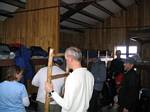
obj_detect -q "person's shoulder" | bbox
[52,65,61,70]
[70,68,84,77]
[110,59,116,64]
[69,68,93,80]
[130,69,137,75]
[0,81,4,84]
[0,81,5,87]
[86,70,94,81]
[52,65,65,75]
[75,68,93,77]
[126,69,136,77]
[92,61,100,66]
[15,81,25,87]
[73,67,87,72]
[88,70,94,77]
[9,81,26,91]
[97,61,105,66]
[36,67,47,75]
[39,66,47,71]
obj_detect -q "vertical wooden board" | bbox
[126,5,138,27]
[142,44,150,59]
[143,0,150,26]
[0,22,4,36]
[0,0,59,51]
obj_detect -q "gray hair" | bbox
[65,47,82,61]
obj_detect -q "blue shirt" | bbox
[0,81,28,112]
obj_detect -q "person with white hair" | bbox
[45,46,94,112]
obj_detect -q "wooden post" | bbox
[45,48,54,112]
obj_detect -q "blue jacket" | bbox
[15,45,34,80]
[90,59,106,91]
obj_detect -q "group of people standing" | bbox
[0,47,139,112]
[109,50,139,112]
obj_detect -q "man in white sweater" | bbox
[46,47,94,112]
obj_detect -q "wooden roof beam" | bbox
[79,10,104,23]
[112,0,127,11]
[60,1,93,22]
[0,0,25,8]
[128,29,150,36]
[60,25,84,33]
[66,18,95,28]
[92,2,114,16]
[0,9,13,17]
[61,1,104,23]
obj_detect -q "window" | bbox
[115,46,137,59]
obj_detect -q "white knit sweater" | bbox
[51,68,94,112]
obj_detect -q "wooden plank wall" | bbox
[0,0,59,52]
[0,22,4,42]
[60,31,85,49]
[84,0,150,52]
[60,0,150,88]
[61,0,150,54]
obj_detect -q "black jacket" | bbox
[118,68,139,110]
[109,58,124,77]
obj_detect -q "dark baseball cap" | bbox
[53,57,64,65]
[124,57,136,64]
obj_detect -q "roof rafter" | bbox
[0,9,13,17]
[61,1,104,23]
[112,0,127,11]
[0,0,25,8]
[92,2,114,16]
[79,10,104,22]
[60,25,84,33]
[66,18,95,28]
[60,1,93,22]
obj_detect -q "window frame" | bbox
[115,45,138,59]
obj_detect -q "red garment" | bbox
[115,73,124,89]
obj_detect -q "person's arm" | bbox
[32,71,40,87]
[128,71,138,88]
[99,63,107,82]
[52,78,78,110]
[109,60,114,74]
[23,96,30,107]
[46,76,79,111]
[22,85,30,107]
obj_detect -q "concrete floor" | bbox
[26,104,119,112]
[101,105,118,112]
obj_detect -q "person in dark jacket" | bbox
[118,57,139,112]
[108,50,124,105]
[109,50,124,78]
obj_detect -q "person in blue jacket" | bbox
[0,66,30,112]
[88,58,106,112]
